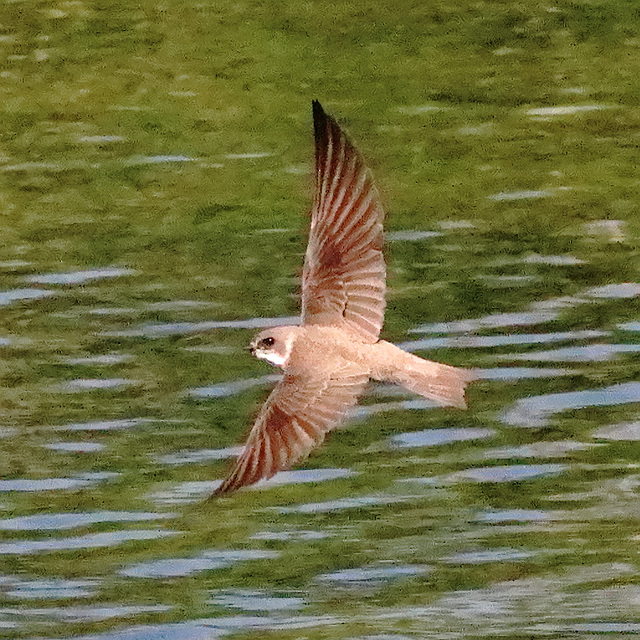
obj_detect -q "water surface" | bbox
[1,2,639,639]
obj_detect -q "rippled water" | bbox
[2,2,640,639]
[2,230,638,637]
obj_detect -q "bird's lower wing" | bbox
[213,364,369,496]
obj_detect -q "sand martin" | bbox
[214,101,472,496]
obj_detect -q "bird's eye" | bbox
[260,337,275,348]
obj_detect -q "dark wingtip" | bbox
[210,479,236,499]
[312,100,328,147]
[312,100,331,180]
[311,100,360,158]
[312,99,324,120]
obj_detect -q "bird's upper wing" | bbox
[301,101,386,343]
[213,363,368,496]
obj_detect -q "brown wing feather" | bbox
[301,101,386,343]
[213,365,368,496]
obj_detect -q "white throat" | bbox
[259,351,289,367]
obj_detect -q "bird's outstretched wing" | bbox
[301,101,386,343]
[213,363,368,496]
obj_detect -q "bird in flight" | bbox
[213,101,472,496]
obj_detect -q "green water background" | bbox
[1,1,640,638]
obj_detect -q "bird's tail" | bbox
[375,341,474,409]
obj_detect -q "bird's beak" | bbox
[246,346,255,354]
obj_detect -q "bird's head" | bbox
[248,326,299,368]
